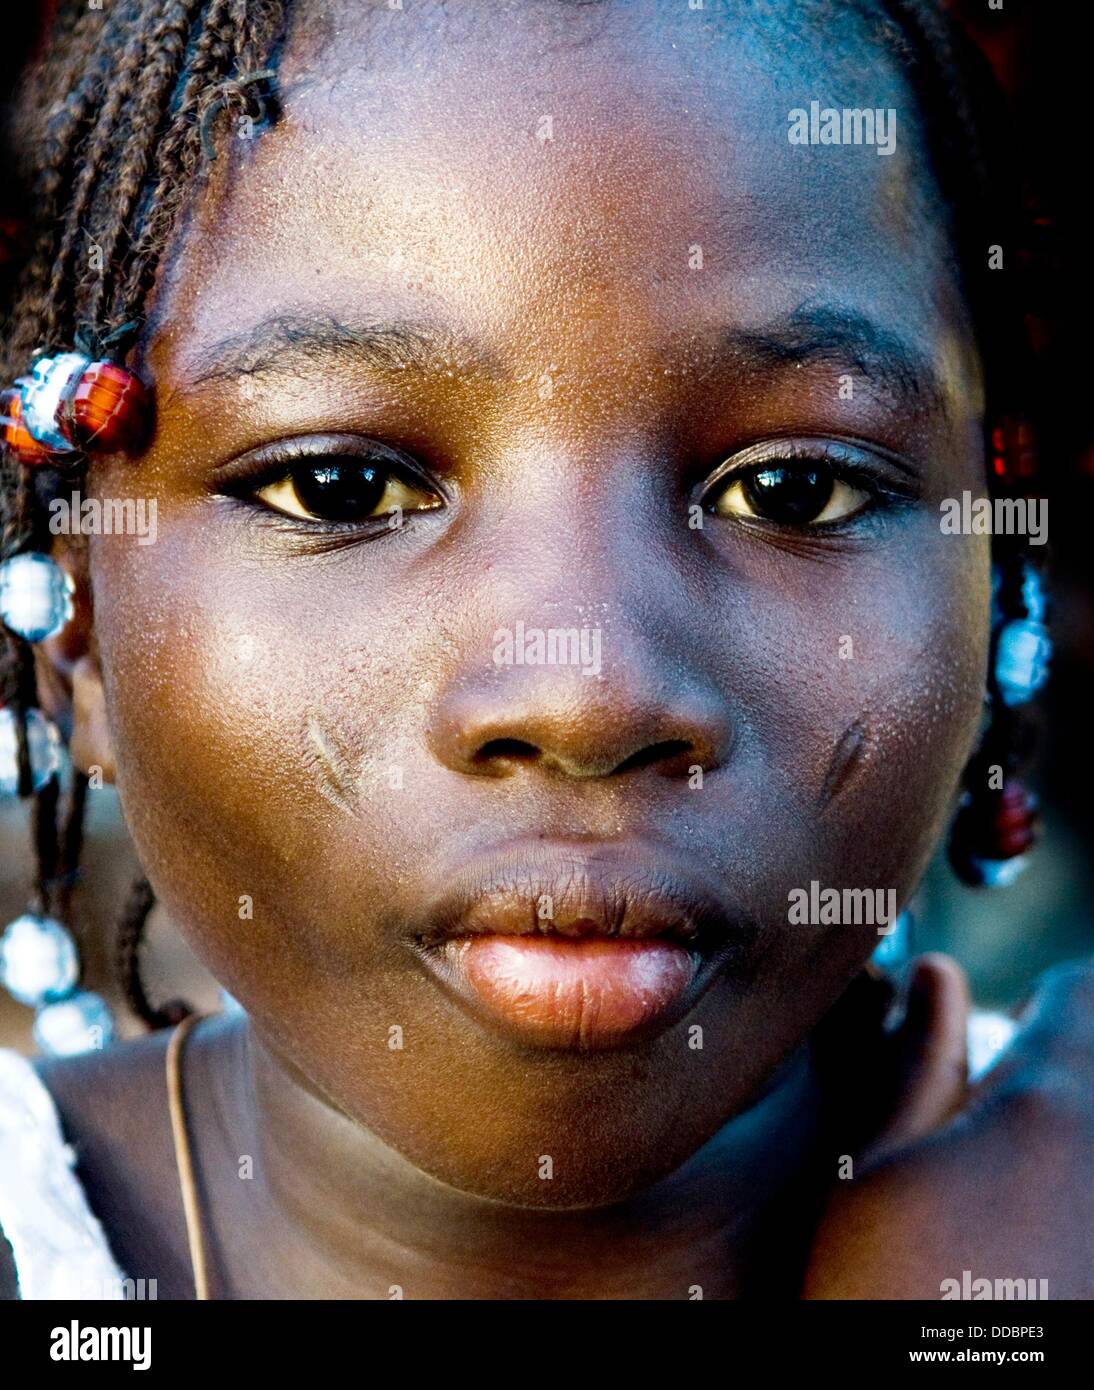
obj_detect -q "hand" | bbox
[802,954,1094,1300]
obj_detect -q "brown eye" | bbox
[710,462,871,526]
[255,457,443,523]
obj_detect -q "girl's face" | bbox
[82,0,989,1205]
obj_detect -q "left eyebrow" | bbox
[174,311,499,389]
[682,303,950,417]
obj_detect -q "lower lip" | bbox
[442,936,698,1048]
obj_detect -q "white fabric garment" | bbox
[0,1048,125,1299]
[0,1011,1019,1300]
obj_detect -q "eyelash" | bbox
[217,436,446,533]
[698,438,917,530]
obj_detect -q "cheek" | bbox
[89,519,425,1001]
[684,530,992,1081]
[740,527,992,908]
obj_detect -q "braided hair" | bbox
[1,0,287,1025]
[0,0,1038,1028]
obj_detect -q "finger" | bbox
[867,952,970,1157]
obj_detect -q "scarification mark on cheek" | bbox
[303,711,362,818]
[818,717,870,812]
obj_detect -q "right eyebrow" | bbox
[175,311,500,389]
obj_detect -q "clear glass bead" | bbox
[0,551,75,643]
[21,352,88,452]
[0,913,79,1006]
[33,990,116,1055]
[995,618,1051,707]
[969,854,1028,888]
[0,706,63,796]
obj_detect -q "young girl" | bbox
[0,0,1089,1300]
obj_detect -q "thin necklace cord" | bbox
[165,1012,210,1301]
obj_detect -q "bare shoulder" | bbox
[34,1022,176,1145]
[34,1007,240,1152]
[29,1011,240,1299]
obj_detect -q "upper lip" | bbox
[411,839,743,953]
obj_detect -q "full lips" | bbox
[447,935,698,1049]
[412,843,746,1050]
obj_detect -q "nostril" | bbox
[614,739,694,774]
[475,737,542,764]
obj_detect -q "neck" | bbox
[195,1011,826,1299]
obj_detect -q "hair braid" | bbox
[111,0,287,332]
[116,874,192,1028]
[109,0,240,335]
[1,0,287,1028]
[82,0,214,333]
[876,0,1028,414]
[2,34,120,378]
[44,7,156,351]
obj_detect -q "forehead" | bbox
[146,0,976,399]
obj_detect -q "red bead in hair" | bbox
[989,781,1038,858]
[948,777,1038,886]
[63,361,151,454]
[992,418,1037,486]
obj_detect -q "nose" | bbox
[429,633,733,781]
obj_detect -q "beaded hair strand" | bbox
[869,1,1049,883]
[0,0,1046,1033]
[0,0,287,1028]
